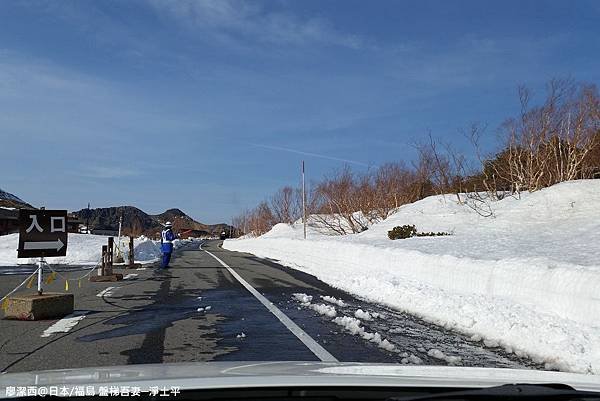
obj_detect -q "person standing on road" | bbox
[160,222,176,269]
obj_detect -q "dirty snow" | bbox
[321,295,346,307]
[225,180,600,374]
[293,293,395,353]
[293,293,337,317]
[292,293,313,304]
[331,315,396,352]
[427,348,462,365]
[309,303,337,318]
[354,309,373,321]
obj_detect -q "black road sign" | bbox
[17,209,68,258]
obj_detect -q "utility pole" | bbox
[302,160,307,240]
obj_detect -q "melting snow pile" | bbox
[226,180,600,374]
[0,233,192,266]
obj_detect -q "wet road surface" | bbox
[0,240,542,373]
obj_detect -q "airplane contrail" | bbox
[252,144,371,168]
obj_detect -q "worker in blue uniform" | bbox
[160,222,176,269]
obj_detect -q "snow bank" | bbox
[0,233,108,266]
[225,180,600,374]
[0,233,192,266]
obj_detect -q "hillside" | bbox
[152,208,209,231]
[152,208,231,237]
[74,206,159,235]
[73,206,231,237]
[0,188,33,209]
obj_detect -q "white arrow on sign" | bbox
[23,238,65,252]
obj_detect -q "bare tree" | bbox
[414,133,471,202]
[310,166,370,234]
[492,80,600,193]
[249,201,276,235]
[270,186,302,224]
[232,79,600,232]
[371,162,420,219]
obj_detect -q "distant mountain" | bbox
[73,206,232,238]
[0,188,228,238]
[0,188,33,209]
[152,208,209,231]
[74,206,158,235]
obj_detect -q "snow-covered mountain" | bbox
[0,188,32,209]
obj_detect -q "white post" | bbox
[116,215,123,257]
[37,257,44,295]
[302,160,307,240]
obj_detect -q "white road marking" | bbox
[136,267,147,271]
[201,244,338,362]
[96,286,118,297]
[123,273,138,280]
[41,312,87,338]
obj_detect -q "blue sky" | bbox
[1,0,599,223]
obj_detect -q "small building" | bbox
[91,227,119,236]
[0,208,19,236]
[67,214,84,233]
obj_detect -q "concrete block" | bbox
[3,293,74,321]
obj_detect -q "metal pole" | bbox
[116,215,123,260]
[37,257,44,295]
[86,203,90,234]
[117,215,122,247]
[302,160,307,240]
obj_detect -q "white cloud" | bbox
[149,0,365,48]
[251,143,370,167]
[77,165,141,179]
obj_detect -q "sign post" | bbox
[17,209,68,259]
[4,209,73,320]
[17,209,68,295]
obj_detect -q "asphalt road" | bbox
[0,240,541,373]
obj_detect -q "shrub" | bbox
[388,225,451,240]
[415,231,451,237]
[388,225,417,240]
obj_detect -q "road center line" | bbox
[41,311,87,338]
[201,244,338,362]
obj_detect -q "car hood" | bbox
[1,362,599,397]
